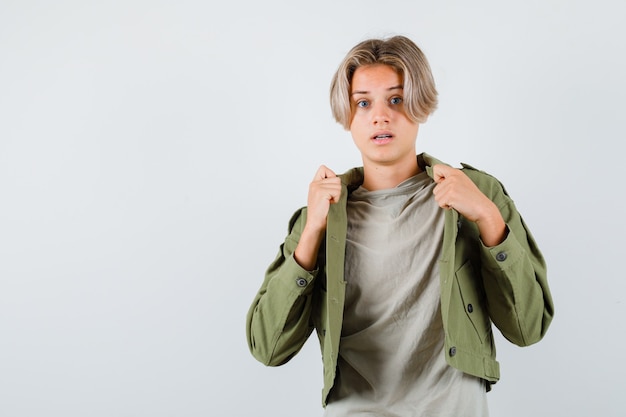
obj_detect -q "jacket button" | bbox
[449,347,457,357]
[296,277,307,287]
[496,251,507,262]
[467,304,473,313]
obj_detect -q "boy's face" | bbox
[349,64,419,169]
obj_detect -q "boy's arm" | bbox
[247,165,341,365]
[246,208,319,366]
[478,197,554,346]
[464,167,554,346]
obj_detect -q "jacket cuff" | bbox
[275,253,318,294]
[480,225,525,271]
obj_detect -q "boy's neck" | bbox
[361,157,421,191]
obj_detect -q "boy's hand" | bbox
[294,165,341,270]
[432,164,506,247]
[305,165,342,232]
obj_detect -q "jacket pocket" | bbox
[455,260,491,344]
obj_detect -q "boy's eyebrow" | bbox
[351,85,404,96]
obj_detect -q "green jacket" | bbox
[246,153,554,406]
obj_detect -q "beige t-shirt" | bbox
[324,172,488,417]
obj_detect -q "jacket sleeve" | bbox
[465,167,555,347]
[246,207,318,366]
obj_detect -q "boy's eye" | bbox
[390,97,403,105]
[356,100,369,108]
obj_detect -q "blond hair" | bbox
[329,35,438,129]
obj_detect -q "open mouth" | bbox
[372,133,393,144]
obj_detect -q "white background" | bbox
[1,1,624,416]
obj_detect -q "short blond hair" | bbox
[329,35,438,130]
